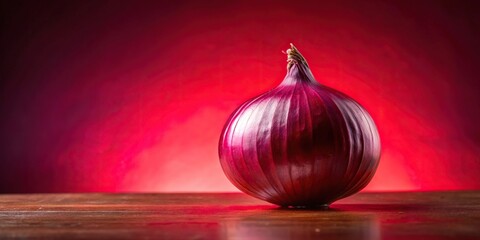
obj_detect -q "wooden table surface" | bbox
[0,191,479,239]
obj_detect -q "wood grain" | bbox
[0,191,479,239]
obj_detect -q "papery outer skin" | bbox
[219,51,381,207]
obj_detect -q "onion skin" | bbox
[219,44,381,207]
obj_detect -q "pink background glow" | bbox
[1,0,479,192]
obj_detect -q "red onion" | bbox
[219,44,381,207]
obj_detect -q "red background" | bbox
[1,0,479,193]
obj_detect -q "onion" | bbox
[219,44,381,207]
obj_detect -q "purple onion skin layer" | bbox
[219,44,381,207]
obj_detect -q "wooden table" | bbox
[0,191,479,239]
